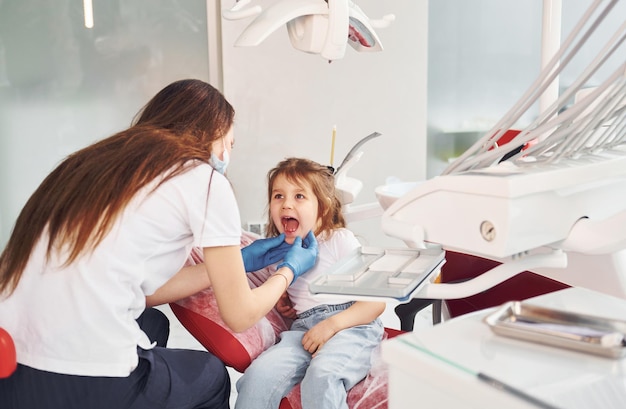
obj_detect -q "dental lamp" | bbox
[222,0,395,61]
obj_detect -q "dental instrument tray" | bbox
[484,301,626,359]
[309,246,445,300]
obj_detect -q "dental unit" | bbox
[381,0,626,301]
[308,0,626,305]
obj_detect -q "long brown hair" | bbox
[265,158,345,239]
[0,79,234,296]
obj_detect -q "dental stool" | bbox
[170,232,406,409]
[0,327,17,378]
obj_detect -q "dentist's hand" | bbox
[241,233,291,272]
[277,231,319,283]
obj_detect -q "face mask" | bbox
[209,139,230,175]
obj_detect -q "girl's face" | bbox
[269,174,319,244]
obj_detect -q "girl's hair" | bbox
[0,79,234,296]
[265,157,345,238]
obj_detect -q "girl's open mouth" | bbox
[281,217,299,233]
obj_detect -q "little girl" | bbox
[235,158,386,409]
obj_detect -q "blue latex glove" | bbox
[241,233,291,272]
[277,231,319,283]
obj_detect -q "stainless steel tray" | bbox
[484,301,626,358]
[309,246,445,300]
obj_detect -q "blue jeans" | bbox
[235,302,384,409]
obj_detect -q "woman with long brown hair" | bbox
[0,79,318,409]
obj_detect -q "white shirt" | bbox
[287,228,361,314]
[0,164,241,376]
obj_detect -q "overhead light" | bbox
[223,0,394,61]
[83,0,94,29]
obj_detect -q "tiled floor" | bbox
[157,301,434,407]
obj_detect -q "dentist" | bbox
[0,79,318,409]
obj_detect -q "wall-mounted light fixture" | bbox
[83,0,94,28]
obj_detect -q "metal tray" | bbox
[308,246,445,300]
[484,301,626,358]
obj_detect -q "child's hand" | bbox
[302,320,337,356]
[275,292,297,319]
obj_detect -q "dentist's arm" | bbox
[146,234,291,307]
[146,263,210,307]
[206,232,318,332]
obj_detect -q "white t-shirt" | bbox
[0,164,241,377]
[287,228,361,314]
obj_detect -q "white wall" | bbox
[220,0,429,247]
[0,0,211,248]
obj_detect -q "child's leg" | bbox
[300,319,384,409]
[235,331,311,409]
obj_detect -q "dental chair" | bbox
[170,231,405,409]
[0,327,17,378]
